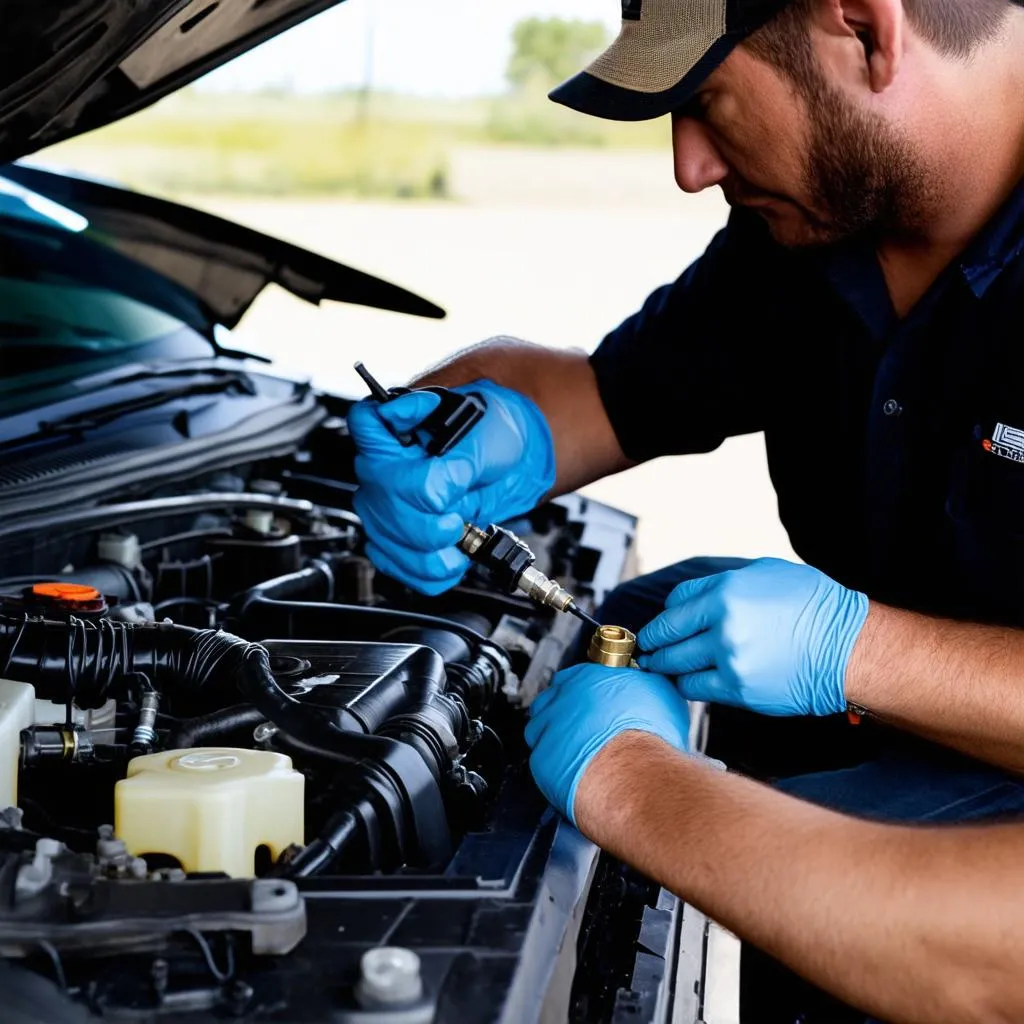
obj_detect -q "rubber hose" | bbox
[0,617,357,735]
[231,561,335,617]
[276,809,360,878]
[167,705,266,749]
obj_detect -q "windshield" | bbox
[0,179,215,413]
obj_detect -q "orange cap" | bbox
[31,582,102,604]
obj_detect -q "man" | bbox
[348,0,1024,1018]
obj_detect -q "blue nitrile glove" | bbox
[635,558,869,717]
[525,663,691,825]
[347,380,556,595]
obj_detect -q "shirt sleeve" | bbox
[589,210,778,463]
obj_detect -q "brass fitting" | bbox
[587,625,638,668]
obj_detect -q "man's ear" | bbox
[816,0,903,93]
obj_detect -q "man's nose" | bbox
[672,116,729,193]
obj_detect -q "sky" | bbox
[197,0,621,97]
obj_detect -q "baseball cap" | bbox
[550,0,793,121]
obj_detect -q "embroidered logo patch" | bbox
[983,422,1024,464]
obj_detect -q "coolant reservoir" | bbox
[0,678,35,810]
[114,748,304,877]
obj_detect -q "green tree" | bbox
[506,17,609,91]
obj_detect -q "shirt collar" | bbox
[819,237,896,344]
[812,174,1024,337]
[959,175,1024,298]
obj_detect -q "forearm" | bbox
[411,336,631,493]
[847,603,1024,771]
[577,733,1024,1024]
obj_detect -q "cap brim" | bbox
[548,33,742,122]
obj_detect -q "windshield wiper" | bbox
[37,371,258,435]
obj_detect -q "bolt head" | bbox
[97,837,127,858]
[253,722,277,743]
[36,838,62,858]
[230,979,254,1005]
[356,946,423,1006]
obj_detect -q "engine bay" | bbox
[0,412,697,1024]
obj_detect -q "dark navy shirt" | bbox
[591,180,1024,625]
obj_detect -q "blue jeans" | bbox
[589,558,1024,1023]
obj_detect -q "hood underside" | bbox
[1,163,446,329]
[0,0,348,164]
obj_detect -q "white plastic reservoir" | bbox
[0,678,35,810]
[115,747,305,877]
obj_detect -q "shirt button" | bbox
[882,398,903,417]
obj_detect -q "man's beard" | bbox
[739,65,935,248]
[798,76,932,246]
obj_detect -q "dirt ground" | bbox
[198,147,797,579]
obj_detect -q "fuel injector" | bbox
[353,363,599,630]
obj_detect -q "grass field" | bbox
[45,88,669,199]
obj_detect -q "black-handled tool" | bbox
[353,362,486,457]
[353,362,600,630]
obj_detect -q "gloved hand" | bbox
[525,662,690,825]
[636,558,869,717]
[347,380,555,595]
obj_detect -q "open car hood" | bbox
[0,163,445,328]
[0,1,351,163]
